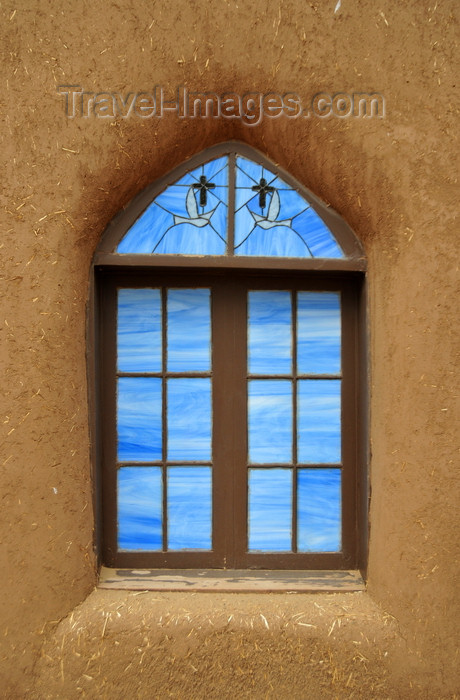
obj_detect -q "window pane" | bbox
[118,467,162,550]
[117,377,162,461]
[248,469,292,551]
[167,378,211,461]
[290,208,343,258]
[248,380,292,463]
[248,291,291,374]
[152,220,226,256]
[298,380,341,463]
[297,292,341,374]
[167,288,211,372]
[167,467,211,550]
[297,469,341,552]
[117,288,162,373]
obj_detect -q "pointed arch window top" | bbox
[112,144,363,261]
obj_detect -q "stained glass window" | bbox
[97,144,366,571]
[116,154,345,259]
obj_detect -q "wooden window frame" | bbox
[88,142,369,573]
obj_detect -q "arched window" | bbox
[91,142,367,570]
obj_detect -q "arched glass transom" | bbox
[116,151,348,259]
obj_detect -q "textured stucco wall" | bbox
[1,1,458,696]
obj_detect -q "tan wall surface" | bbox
[1,1,458,697]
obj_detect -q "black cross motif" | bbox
[252,177,275,210]
[193,175,216,207]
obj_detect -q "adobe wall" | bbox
[1,1,458,696]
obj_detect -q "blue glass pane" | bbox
[153,222,226,255]
[207,193,227,248]
[117,288,161,372]
[235,215,313,257]
[248,291,292,374]
[236,156,265,184]
[117,378,162,461]
[297,469,341,551]
[117,157,228,255]
[274,187,308,219]
[235,168,260,210]
[118,467,162,550]
[248,380,292,463]
[199,156,228,184]
[167,289,210,372]
[167,467,211,550]
[206,187,228,209]
[155,187,190,217]
[297,292,341,374]
[248,469,292,551]
[174,172,199,187]
[292,208,344,258]
[117,203,173,254]
[167,378,211,461]
[298,380,341,463]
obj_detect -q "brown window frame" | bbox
[88,142,369,573]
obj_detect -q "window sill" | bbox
[99,567,365,593]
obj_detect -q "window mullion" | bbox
[292,291,298,554]
[161,286,168,552]
[227,153,236,255]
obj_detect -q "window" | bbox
[92,143,367,570]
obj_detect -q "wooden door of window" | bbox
[99,270,360,569]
